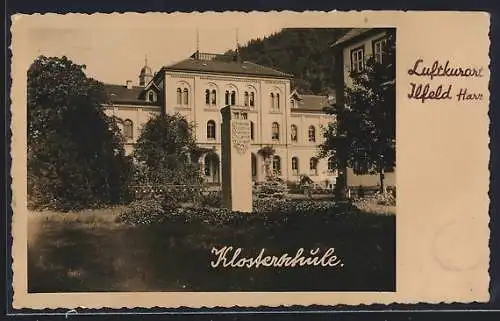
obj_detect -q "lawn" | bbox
[28,203,395,292]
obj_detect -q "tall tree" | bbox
[321,29,396,194]
[132,113,202,186]
[27,56,133,211]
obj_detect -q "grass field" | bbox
[28,202,395,292]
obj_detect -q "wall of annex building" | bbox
[103,104,160,155]
[341,30,387,88]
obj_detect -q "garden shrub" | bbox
[116,198,165,225]
[199,192,222,208]
[118,196,347,226]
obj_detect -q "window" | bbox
[273,155,281,175]
[308,126,316,142]
[250,92,255,107]
[291,157,299,175]
[291,99,295,108]
[211,89,217,105]
[183,88,189,105]
[276,93,280,109]
[250,121,255,140]
[244,91,249,106]
[207,120,216,139]
[272,122,280,140]
[204,155,212,177]
[205,89,210,105]
[176,88,182,105]
[373,38,387,63]
[123,119,133,140]
[328,157,335,172]
[290,125,298,142]
[309,157,318,175]
[231,91,236,105]
[251,154,257,177]
[148,91,155,102]
[225,91,230,105]
[270,93,275,109]
[351,46,365,73]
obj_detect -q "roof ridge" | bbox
[243,61,292,76]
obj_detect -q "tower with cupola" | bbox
[139,56,153,87]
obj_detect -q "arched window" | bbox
[272,122,280,140]
[270,93,275,109]
[308,126,316,142]
[328,157,335,172]
[231,91,236,105]
[273,155,281,175]
[207,120,216,139]
[176,88,182,105]
[244,91,249,106]
[225,91,230,105]
[183,88,189,105]
[250,92,255,107]
[205,89,210,105]
[291,157,299,175]
[290,125,298,142]
[276,93,280,109]
[211,89,217,105]
[148,91,155,102]
[123,119,133,140]
[250,121,255,140]
[309,157,318,175]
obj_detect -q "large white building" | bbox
[103,52,337,186]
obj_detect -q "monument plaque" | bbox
[220,106,253,213]
[232,120,251,155]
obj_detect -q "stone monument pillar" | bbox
[220,106,253,213]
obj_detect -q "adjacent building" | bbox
[103,52,337,186]
[330,28,396,188]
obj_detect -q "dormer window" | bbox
[148,91,156,102]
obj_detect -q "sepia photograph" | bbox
[24,22,397,293]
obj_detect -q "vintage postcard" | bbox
[10,11,490,309]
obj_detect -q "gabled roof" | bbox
[163,53,293,79]
[103,83,160,106]
[330,28,374,48]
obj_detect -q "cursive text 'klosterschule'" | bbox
[210,246,344,268]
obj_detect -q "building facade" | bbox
[103,53,337,186]
[331,28,396,188]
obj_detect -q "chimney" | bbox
[126,80,133,89]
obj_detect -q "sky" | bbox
[19,13,290,85]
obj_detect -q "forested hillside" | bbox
[224,28,350,95]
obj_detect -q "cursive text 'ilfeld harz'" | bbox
[210,246,344,269]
